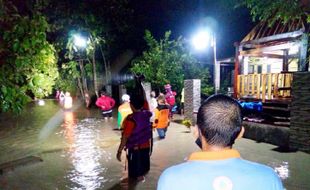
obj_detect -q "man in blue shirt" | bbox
[157,94,283,190]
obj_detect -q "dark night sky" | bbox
[129,0,256,59]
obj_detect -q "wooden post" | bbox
[234,43,242,98]
[283,49,289,72]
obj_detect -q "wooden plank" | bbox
[256,74,261,99]
[240,29,304,45]
[286,74,293,97]
[251,74,255,95]
[274,73,279,98]
[241,75,245,96]
[262,74,266,102]
[241,41,299,55]
[240,51,284,59]
[246,75,250,96]
[268,74,272,99]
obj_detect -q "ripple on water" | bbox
[60,117,112,190]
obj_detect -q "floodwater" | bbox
[0,100,309,190]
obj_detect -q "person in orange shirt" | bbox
[153,94,170,139]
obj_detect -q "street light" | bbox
[73,34,87,49]
[191,29,219,94]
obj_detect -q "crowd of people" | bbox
[55,90,73,110]
[54,81,283,190]
[114,81,283,190]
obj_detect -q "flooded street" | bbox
[0,100,310,190]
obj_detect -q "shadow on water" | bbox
[271,146,298,153]
[107,178,139,190]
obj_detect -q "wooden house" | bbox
[234,19,309,103]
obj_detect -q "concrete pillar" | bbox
[298,34,308,72]
[184,79,201,125]
[142,82,152,105]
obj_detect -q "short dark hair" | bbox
[197,94,242,147]
[100,90,106,96]
[130,94,145,110]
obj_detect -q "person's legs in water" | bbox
[108,111,113,120]
[127,148,150,181]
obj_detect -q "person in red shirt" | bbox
[95,91,115,119]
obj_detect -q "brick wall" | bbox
[290,72,310,153]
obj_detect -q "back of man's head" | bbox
[130,94,145,110]
[197,94,242,147]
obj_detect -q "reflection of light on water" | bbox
[273,161,289,180]
[39,102,82,140]
[62,117,108,190]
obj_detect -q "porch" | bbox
[237,72,293,103]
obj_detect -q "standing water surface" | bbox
[0,100,310,190]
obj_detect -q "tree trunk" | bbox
[77,77,84,99]
[99,45,109,88]
[78,59,88,97]
[92,51,99,98]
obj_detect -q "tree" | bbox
[131,30,213,98]
[0,1,58,113]
[62,32,104,100]
[44,0,134,97]
[233,0,310,24]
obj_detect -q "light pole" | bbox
[191,29,219,94]
[72,33,89,101]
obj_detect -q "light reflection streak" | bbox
[274,161,289,180]
[38,101,82,140]
[63,116,106,190]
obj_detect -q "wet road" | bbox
[0,100,309,190]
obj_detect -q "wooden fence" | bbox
[237,73,293,102]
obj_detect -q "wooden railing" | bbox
[237,73,293,102]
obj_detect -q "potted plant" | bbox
[181,119,192,132]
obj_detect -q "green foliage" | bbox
[0,2,58,113]
[232,0,309,24]
[182,119,192,128]
[131,30,213,96]
[55,61,79,93]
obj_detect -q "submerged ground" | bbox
[0,100,309,190]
